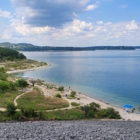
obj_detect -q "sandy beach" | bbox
[35,84,140,121]
[7,64,140,121]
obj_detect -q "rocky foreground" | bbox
[0,121,140,140]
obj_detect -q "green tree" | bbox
[16,79,28,88]
[89,102,100,112]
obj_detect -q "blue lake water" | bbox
[15,50,140,108]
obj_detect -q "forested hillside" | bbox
[0,47,26,61]
[0,42,136,51]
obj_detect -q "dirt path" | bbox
[14,88,33,106]
[0,108,6,111]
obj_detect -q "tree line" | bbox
[0,47,26,61]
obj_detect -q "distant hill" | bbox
[0,42,136,51]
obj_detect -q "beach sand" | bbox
[7,64,140,121]
[37,85,140,121]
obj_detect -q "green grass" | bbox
[45,108,84,120]
[17,88,69,110]
[0,90,22,108]
[1,59,47,71]
[71,102,80,106]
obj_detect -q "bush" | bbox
[14,111,22,120]
[71,102,80,106]
[0,81,12,93]
[70,91,76,97]
[80,102,121,119]
[38,111,46,120]
[89,102,100,112]
[0,67,5,73]
[6,103,16,116]
[58,86,64,91]
[81,105,92,118]
[16,79,28,88]
[55,94,62,98]
[87,110,95,118]
[21,106,37,118]
[12,63,18,68]
[97,108,121,119]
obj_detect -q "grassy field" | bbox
[0,90,22,108]
[17,88,69,110]
[45,108,84,120]
[0,59,47,71]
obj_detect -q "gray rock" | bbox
[0,121,140,139]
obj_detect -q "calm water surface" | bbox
[16,50,140,108]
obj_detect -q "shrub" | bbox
[58,86,64,91]
[0,67,5,73]
[6,103,16,116]
[71,102,80,106]
[97,108,121,119]
[21,106,37,118]
[70,91,76,97]
[80,105,92,118]
[87,110,95,118]
[14,111,22,120]
[16,79,28,88]
[56,94,62,98]
[8,82,16,90]
[89,102,100,112]
[0,72,8,81]
[0,81,11,93]
[12,63,18,68]
[38,111,46,120]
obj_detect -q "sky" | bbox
[0,0,140,46]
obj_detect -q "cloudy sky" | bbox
[0,0,140,46]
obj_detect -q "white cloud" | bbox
[10,19,52,36]
[1,15,140,46]
[0,9,12,18]
[86,3,99,11]
[97,21,104,25]
[65,20,93,33]
[126,20,139,30]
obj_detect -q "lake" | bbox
[15,50,140,108]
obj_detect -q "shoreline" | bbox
[7,63,51,74]
[7,63,140,121]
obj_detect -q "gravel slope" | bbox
[0,121,140,140]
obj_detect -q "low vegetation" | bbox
[3,59,47,71]
[55,94,62,98]
[80,102,121,119]
[71,102,80,106]
[70,91,76,98]
[17,88,69,110]
[0,68,25,107]
[58,86,64,91]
